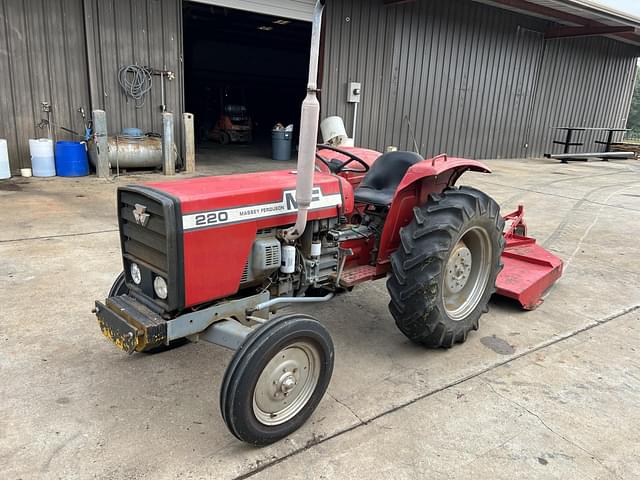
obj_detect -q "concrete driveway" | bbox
[1,155,639,479]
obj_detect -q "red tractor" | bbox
[95,0,562,445]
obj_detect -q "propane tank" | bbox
[281,245,296,274]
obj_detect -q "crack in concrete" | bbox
[232,304,640,480]
[456,431,524,470]
[0,228,119,243]
[479,179,640,215]
[326,392,365,425]
[562,184,639,274]
[485,383,622,480]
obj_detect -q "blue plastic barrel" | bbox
[55,141,89,177]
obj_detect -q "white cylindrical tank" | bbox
[0,140,10,179]
[320,116,348,146]
[311,241,322,258]
[29,138,56,177]
[281,245,296,274]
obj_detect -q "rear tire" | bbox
[220,314,334,446]
[387,186,504,348]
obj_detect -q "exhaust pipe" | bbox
[283,0,325,243]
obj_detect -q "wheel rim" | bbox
[442,226,493,321]
[252,340,321,426]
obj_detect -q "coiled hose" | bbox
[118,64,152,108]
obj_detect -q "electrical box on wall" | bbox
[347,82,361,103]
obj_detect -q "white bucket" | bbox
[320,116,348,146]
[0,140,10,179]
[29,138,55,177]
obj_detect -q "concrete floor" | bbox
[1,151,640,479]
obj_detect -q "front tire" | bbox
[387,186,504,347]
[108,271,128,297]
[220,314,334,446]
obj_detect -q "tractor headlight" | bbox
[153,276,168,299]
[130,262,142,285]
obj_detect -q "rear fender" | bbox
[375,155,491,271]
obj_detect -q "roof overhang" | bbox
[471,0,640,47]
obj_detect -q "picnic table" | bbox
[553,126,628,152]
[547,126,631,163]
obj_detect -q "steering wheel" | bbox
[316,144,370,173]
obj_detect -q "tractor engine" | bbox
[240,217,361,299]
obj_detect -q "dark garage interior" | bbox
[183,2,312,160]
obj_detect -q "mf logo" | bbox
[133,204,150,227]
[283,188,322,210]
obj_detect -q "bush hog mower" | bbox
[94,0,562,445]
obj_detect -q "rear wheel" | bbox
[387,186,504,347]
[220,314,334,446]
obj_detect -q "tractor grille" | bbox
[116,185,183,312]
[119,191,168,274]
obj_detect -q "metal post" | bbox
[183,112,195,173]
[564,129,573,153]
[605,129,614,152]
[93,109,110,178]
[162,112,175,176]
[352,102,358,142]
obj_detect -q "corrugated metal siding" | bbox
[192,0,315,22]
[528,36,638,155]
[321,0,639,159]
[0,0,90,172]
[84,0,184,148]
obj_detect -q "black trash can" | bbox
[271,130,293,161]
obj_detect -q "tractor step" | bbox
[496,206,563,309]
[339,265,380,288]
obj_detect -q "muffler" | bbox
[283,0,326,242]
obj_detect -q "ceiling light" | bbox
[257,25,273,31]
[273,19,291,25]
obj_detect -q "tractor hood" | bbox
[139,170,352,306]
[145,170,352,228]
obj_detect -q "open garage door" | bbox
[191,0,314,22]
[183,2,312,166]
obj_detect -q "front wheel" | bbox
[220,314,334,446]
[108,271,128,297]
[387,186,505,348]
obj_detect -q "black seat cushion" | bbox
[354,151,423,206]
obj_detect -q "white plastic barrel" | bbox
[29,138,56,177]
[320,116,348,145]
[0,140,10,179]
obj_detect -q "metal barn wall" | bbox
[83,0,184,148]
[321,0,639,159]
[528,36,638,155]
[0,0,90,172]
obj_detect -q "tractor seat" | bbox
[354,151,423,206]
